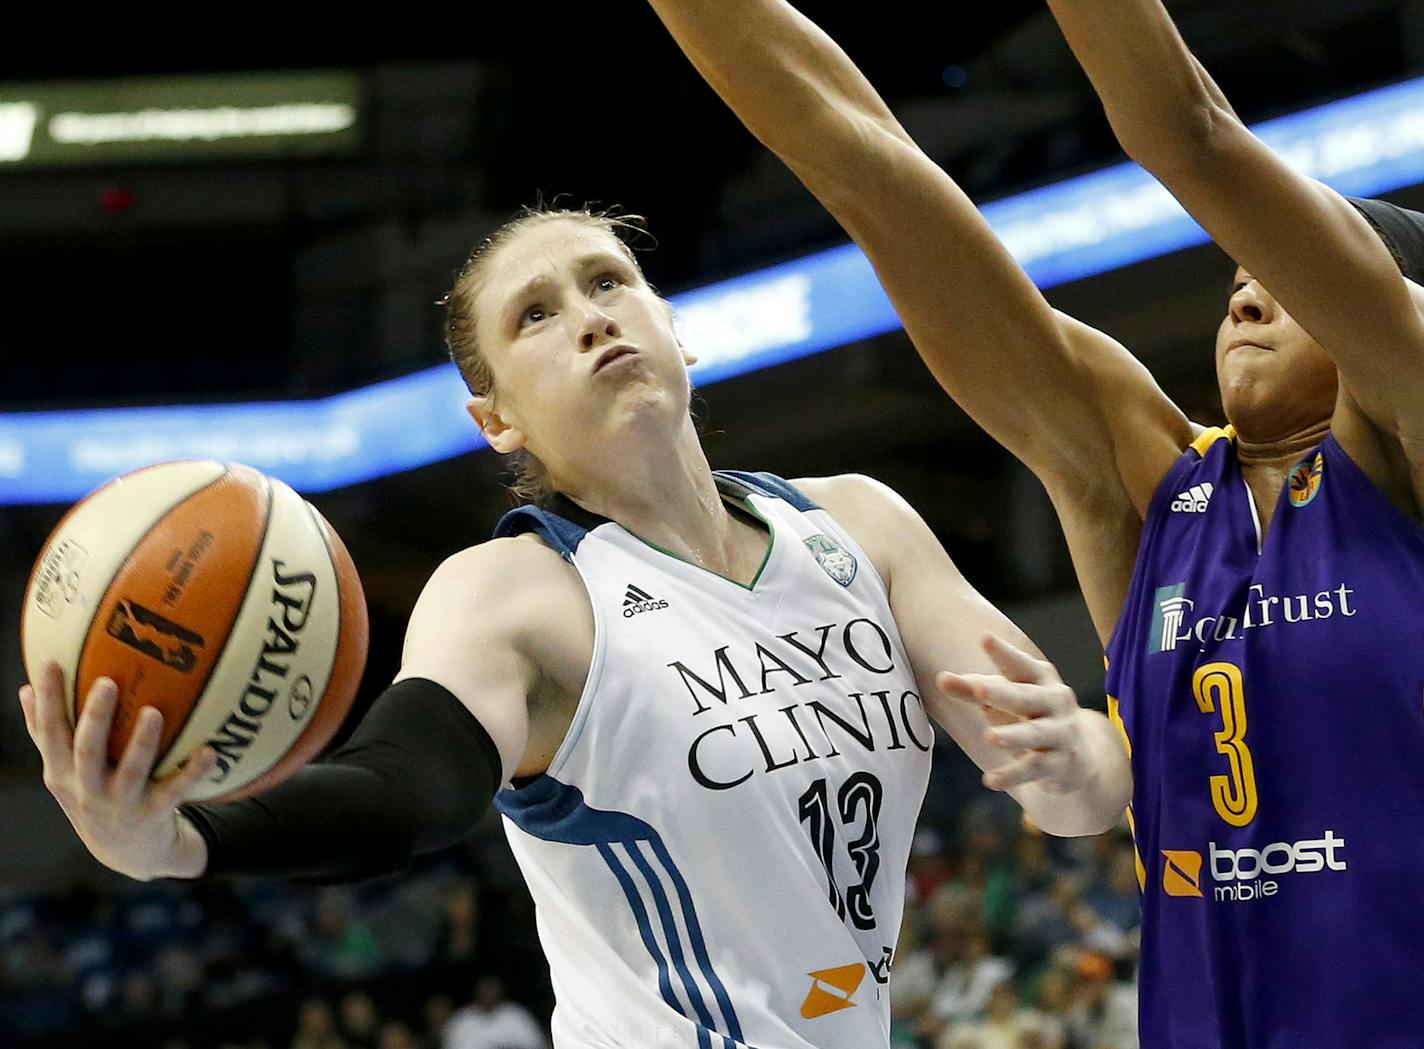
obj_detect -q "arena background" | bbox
[1,3,1421,1046]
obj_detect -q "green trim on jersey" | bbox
[625,496,775,592]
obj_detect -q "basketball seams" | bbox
[227,500,366,800]
[22,460,220,722]
[68,462,234,731]
[299,500,358,755]
[306,499,344,748]
[150,469,275,771]
[23,460,367,805]
[157,478,357,800]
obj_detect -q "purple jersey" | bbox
[1105,427,1424,1049]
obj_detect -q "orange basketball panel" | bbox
[75,466,271,765]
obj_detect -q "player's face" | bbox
[1214,267,1338,439]
[468,218,695,468]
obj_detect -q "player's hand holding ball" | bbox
[18,662,218,880]
[937,634,1100,794]
[17,461,368,880]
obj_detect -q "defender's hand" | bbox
[18,661,216,881]
[936,634,1096,794]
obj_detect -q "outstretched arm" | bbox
[1046,0,1424,455]
[804,474,1131,837]
[646,0,1190,513]
[18,541,541,883]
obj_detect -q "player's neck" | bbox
[1233,417,1330,539]
[1233,418,1330,473]
[558,425,767,582]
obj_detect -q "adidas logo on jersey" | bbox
[1171,483,1214,513]
[623,584,669,618]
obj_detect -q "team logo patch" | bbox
[1287,453,1324,507]
[800,963,865,1019]
[1150,583,1192,654]
[803,534,857,587]
[1161,849,1204,897]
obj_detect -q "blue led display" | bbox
[7,75,1424,503]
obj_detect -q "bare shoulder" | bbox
[790,473,947,588]
[419,533,576,603]
[408,533,588,652]
[792,473,911,527]
[399,532,594,780]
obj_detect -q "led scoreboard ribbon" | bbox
[6,75,1424,503]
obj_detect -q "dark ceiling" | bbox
[1,0,1422,726]
[4,1,1415,287]
[2,1,1417,407]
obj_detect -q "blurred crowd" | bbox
[890,795,1140,1049]
[1,758,1141,1049]
[0,829,552,1049]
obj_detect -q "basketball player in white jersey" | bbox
[19,208,1131,1049]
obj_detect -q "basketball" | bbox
[19,460,368,803]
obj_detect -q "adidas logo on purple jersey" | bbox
[1171,483,1214,513]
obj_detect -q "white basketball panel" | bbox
[158,477,341,798]
[21,461,229,722]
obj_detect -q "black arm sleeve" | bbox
[179,677,503,883]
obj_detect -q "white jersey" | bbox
[493,473,933,1049]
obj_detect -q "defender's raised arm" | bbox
[1046,0,1424,493]
[646,0,1193,637]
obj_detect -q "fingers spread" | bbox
[112,707,164,806]
[30,663,77,775]
[73,678,118,796]
[936,671,983,701]
[951,675,1056,719]
[983,749,1051,792]
[986,719,1060,752]
[151,748,218,812]
[17,685,36,736]
[981,633,1056,685]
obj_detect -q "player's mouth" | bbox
[1227,338,1273,353]
[593,345,638,373]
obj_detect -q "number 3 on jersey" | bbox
[798,773,883,931]
[1192,661,1258,827]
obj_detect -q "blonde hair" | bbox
[441,206,650,503]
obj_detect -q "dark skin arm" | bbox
[1046,0,1424,518]
[646,0,1195,641]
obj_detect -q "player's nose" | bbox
[576,301,621,351]
[1229,280,1274,326]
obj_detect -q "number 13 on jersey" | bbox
[1192,661,1258,827]
[798,773,883,931]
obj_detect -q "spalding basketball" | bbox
[20,461,367,803]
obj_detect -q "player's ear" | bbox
[467,396,526,454]
[662,299,698,366]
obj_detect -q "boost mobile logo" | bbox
[1161,850,1204,897]
[1161,831,1347,903]
[0,103,38,163]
